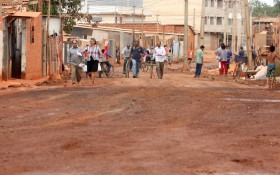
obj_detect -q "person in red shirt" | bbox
[101,46,112,74]
[187,47,193,67]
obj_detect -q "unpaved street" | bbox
[1,66,280,175]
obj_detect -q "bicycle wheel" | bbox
[103,64,114,78]
[126,62,130,78]
[98,63,104,78]
[143,62,149,72]
[140,62,147,72]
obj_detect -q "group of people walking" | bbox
[67,38,111,85]
[67,37,280,89]
[67,38,173,85]
[121,39,170,79]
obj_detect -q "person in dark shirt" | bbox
[239,47,245,57]
[130,39,144,78]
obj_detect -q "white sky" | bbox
[261,0,274,6]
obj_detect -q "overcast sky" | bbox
[262,0,274,6]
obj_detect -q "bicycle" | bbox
[146,60,157,79]
[140,62,149,72]
[98,61,114,78]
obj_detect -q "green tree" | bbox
[29,0,82,33]
[274,0,280,11]
[252,0,280,17]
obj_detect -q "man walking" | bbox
[67,39,84,85]
[194,45,205,78]
[130,40,144,78]
[215,43,225,75]
[154,41,166,79]
[219,44,229,76]
[122,43,131,74]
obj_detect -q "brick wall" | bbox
[25,15,43,79]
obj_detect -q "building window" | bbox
[205,0,208,7]
[217,17,223,25]
[210,17,214,25]
[217,0,223,8]
[205,17,208,25]
[228,18,232,25]
[211,0,214,7]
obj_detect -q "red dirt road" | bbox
[1,67,280,175]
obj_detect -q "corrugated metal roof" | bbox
[11,12,41,18]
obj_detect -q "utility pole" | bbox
[115,0,117,24]
[200,0,205,45]
[232,2,236,53]
[244,0,253,69]
[141,9,144,46]
[223,0,228,44]
[156,12,160,44]
[193,8,195,31]
[47,0,50,38]
[184,0,189,60]
[238,0,242,50]
[278,15,280,53]
[258,13,261,33]
[132,5,135,42]
[47,0,51,75]
[38,0,43,12]
[250,6,253,47]
[59,0,63,75]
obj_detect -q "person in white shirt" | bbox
[122,43,131,74]
[153,41,166,79]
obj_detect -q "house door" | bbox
[10,19,22,78]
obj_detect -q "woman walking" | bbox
[84,38,102,84]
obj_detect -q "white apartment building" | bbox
[79,0,152,24]
[203,0,246,50]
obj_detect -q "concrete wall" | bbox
[91,30,109,41]
[108,31,120,41]
[120,32,133,57]
[198,33,219,50]
[42,17,61,35]
[72,27,93,39]
[255,33,267,50]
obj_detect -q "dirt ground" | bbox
[1,63,280,175]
